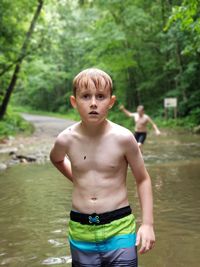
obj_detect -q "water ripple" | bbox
[42,256,72,265]
[48,239,64,247]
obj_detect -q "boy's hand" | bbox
[119,105,124,110]
[136,224,155,254]
[155,129,161,135]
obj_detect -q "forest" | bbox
[0,0,200,134]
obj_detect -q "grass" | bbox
[0,107,34,140]
[153,116,197,130]
[12,105,80,121]
[109,108,197,132]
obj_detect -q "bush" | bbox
[0,111,34,140]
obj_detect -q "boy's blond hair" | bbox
[137,105,144,111]
[73,68,113,96]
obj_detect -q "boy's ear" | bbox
[70,95,77,108]
[109,95,116,109]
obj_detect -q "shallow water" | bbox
[0,132,200,267]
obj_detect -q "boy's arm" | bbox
[119,105,134,118]
[50,136,73,182]
[124,134,155,254]
[147,116,161,135]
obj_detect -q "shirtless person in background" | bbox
[120,105,161,149]
[50,68,155,267]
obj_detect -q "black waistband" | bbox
[70,206,132,225]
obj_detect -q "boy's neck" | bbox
[80,119,109,137]
[138,112,144,117]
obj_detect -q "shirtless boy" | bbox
[120,105,160,149]
[50,68,155,267]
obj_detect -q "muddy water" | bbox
[0,131,199,267]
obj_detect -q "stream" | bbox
[0,115,200,267]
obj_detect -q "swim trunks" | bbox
[68,206,137,267]
[134,132,147,144]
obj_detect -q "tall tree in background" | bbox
[0,0,44,119]
[164,0,200,120]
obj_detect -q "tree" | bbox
[3,0,198,124]
[163,0,200,120]
[0,0,44,119]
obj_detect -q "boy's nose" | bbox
[90,96,97,107]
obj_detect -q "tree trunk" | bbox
[126,68,140,109]
[176,40,187,101]
[0,0,44,120]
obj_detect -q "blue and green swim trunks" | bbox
[68,206,138,266]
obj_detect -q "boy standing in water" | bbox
[50,68,155,267]
[120,105,161,149]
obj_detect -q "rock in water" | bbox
[0,163,7,171]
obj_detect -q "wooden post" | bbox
[165,107,168,119]
[174,107,177,119]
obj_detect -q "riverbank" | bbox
[0,108,199,171]
[0,113,75,171]
[2,106,199,139]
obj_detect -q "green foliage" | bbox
[154,115,197,130]
[12,104,80,121]
[0,0,37,84]
[164,0,200,55]
[0,109,34,139]
[162,0,200,120]
[0,0,199,127]
[108,107,134,131]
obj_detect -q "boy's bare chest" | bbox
[135,115,148,125]
[68,137,124,172]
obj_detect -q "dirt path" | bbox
[21,113,75,138]
[0,114,75,168]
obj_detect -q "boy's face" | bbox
[70,84,115,125]
[137,107,144,116]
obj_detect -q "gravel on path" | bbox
[0,113,75,169]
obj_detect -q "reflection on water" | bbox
[42,256,72,265]
[0,132,200,266]
[0,164,72,267]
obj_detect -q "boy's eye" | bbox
[82,94,90,99]
[96,94,105,100]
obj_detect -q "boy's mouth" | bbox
[89,111,99,115]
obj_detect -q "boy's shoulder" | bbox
[109,121,134,140]
[109,120,130,132]
[108,121,138,152]
[55,122,81,144]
